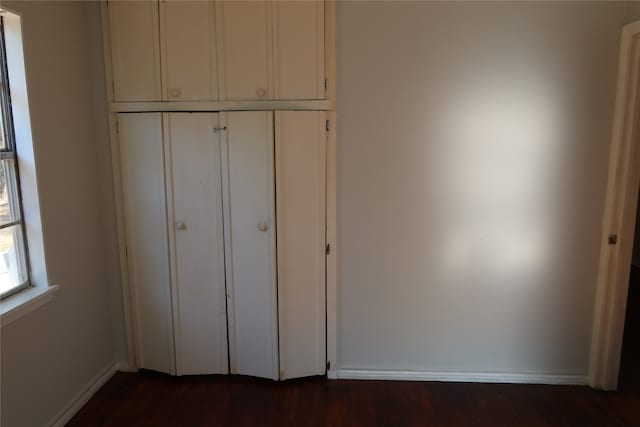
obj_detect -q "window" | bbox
[0,16,29,299]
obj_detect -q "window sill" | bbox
[0,284,59,327]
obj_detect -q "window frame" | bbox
[0,15,30,300]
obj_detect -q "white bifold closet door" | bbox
[119,112,228,376]
[119,111,326,380]
[164,113,228,375]
[275,111,327,379]
[221,111,279,379]
[119,113,175,375]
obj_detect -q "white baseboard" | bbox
[335,368,587,385]
[49,361,119,427]
[327,369,338,380]
[115,360,138,373]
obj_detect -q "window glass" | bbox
[0,16,29,298]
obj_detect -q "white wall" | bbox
[0,2,124,426]
[628,1,640,22]
[336,1,627,376]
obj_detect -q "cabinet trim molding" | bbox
[111,100,331,113]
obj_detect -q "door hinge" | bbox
[609,234,618,245]
[326,243,331,255]
[325,119,330,133]
[115,119,120,134]
[326,360,331,371]
[324,78,329,92]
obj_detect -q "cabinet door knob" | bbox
[170,89,181,98]
[176,221,187,230]
[258,222,268,232]
[256,88,266,97]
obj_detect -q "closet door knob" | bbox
[258,222,268,232]
[170,89,181,98]
[256,88,266,97]
[176,221,187,230]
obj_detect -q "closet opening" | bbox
[618,190,640,391]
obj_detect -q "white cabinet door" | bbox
[108,1,161,101]
[221,111,278,379]
[119,113,175,375]
[273,1,325,100]
[164,113,228,375]
[275,111,326,379]
[216,1,272,101]
[160,1,218,101]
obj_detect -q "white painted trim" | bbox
[101,2,138,371]
[589,20,640,391]
[0,284,59,327]
[111,100,330,113]
[324,0,338,376]
[48,361,119,427]
[325,111,337,374]
[324,0,336,110]
[336,369,587,386]
[115,361,136,372]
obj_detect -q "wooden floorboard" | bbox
[66,370,640,426]
[67,267,640,426]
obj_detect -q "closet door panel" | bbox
[160,1,218,101]
[216,1,272,100]
[275,111,327,379]
[119,113,174,374]
[222,111,278,379]
[108,1,161,101]
[165,113,228,375]
[273,1,324,100]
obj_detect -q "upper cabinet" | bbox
[160,1,218,101]
[108,1,162,101]
[273,1,324,100]
[107,0,325,102]
[216,1,272,101]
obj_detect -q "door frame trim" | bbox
[589,20,640,390]
[324,0,338,379]
[101,1,138,371]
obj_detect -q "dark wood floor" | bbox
[67,371,640,426]
[68,269,640,427]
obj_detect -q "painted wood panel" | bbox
[108,1,161,101]
[221,111,278,379]
[275,111,327,379]
[118,113,175,374]
[216,1,272,100]
[273,1,324,100]
[160,1,218,101]
[164,113,228,375]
